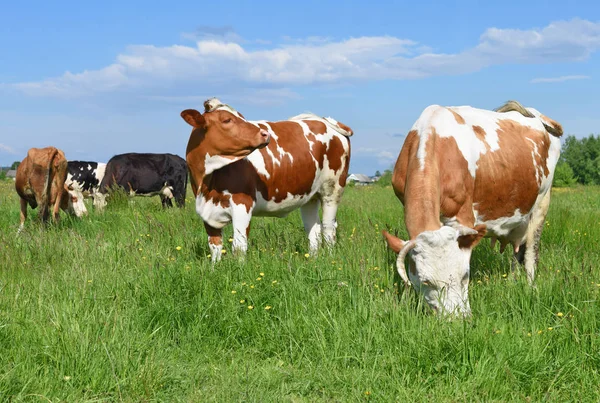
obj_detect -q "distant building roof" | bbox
[6,170,16,178]
[348,173,373,183]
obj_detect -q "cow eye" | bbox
[222,118,232,124]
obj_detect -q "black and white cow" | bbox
[66,161,107,209]
[99,153,187,207]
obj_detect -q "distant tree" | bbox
[375,169,393,187]
[0,170,5,180]
[553,161,576,187]
[561,135,600,185]
[10,161,20,170]
[375,170,381,177]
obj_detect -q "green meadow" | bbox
[0,180,599,402]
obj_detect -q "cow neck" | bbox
[403,140,443,239]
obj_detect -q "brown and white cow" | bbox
[181,98,353,261]
[383,101,562,316]
[15,146,87,231]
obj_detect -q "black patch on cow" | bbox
[68,161,101,193]
[99,153,188,208]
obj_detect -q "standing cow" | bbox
[383,101,562,316]
[99,153,187,208]
[181,98,353,261]
[66,161,107,209]
[15,147,87,231]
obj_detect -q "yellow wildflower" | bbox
[240,299,245,304]
[260,272,264,276]
[265,306,272,310]
[231,290,237,294]
[556,312,564,317]
[248,305,254,310]
[304,253,310,258]
[176,246,182,251]
[548,327,553,331]
[228,238,233,243]
[222,249,227,255]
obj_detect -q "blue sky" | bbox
[1,1,599,175]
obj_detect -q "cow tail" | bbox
[542,120,563,138]
[40,148,59,221]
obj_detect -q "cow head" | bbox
[384,225,486,317]
[62,184,87,217]
[181,98,270,175]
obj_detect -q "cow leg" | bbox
[522,191,551,284]
[231,203,252,256]
[321,185,345,248]
[18,198,27,233]
[300,198,322,255]
[161,195,173,208]
[204,222,223,263]
[321,200,341,248]
[52,185,63,223]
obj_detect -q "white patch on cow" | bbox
[161,186,174,199]
[204,153,243,175]
[476,207,529,242]
[407,226,472,316]
[208,239,223,263]
[94,163,107,184]
[246,150,271,179]
[67,189,87,217]
[80,167,84,171]
[87,164,92,171]
[196,193,231,229]
[231,202,253,254]
[414,105,550,177]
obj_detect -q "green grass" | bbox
[0,180,599,402]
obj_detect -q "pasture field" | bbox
[0,180,599,402]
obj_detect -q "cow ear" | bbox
[181,109,206,128]
[382,230,407,253]
[458,224,487,249]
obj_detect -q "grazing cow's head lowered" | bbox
[384,225,485,316]
[383,100,563,318]
[182,98,271,177]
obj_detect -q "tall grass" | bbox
[0,180,599,401]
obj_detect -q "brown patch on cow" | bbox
[231,193,254,213]
[305,120,327,135]
[449,109,466,125]
[204,222,223,245]
[392,129,444,236]
[306,132,327,170]
[436,136,475,226]
[326,135,345,173]
[472,125,491,151]
[472,119,548,221]
[458,224,487,249]
[339,142,350,187]
[254,121,319,203]
[15,146,69,225]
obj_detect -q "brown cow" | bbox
[383,101,562,316]
[15,147,87,231]
[181,98,353,261]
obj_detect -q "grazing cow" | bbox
[66,161,107,208]
[181,98,352,262]
[99,153,187,208]
[382,101,562,316]
[15,147,87,231]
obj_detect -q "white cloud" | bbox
[0,143,17,155]
[7,19,600,98]
[530,75,591,83]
